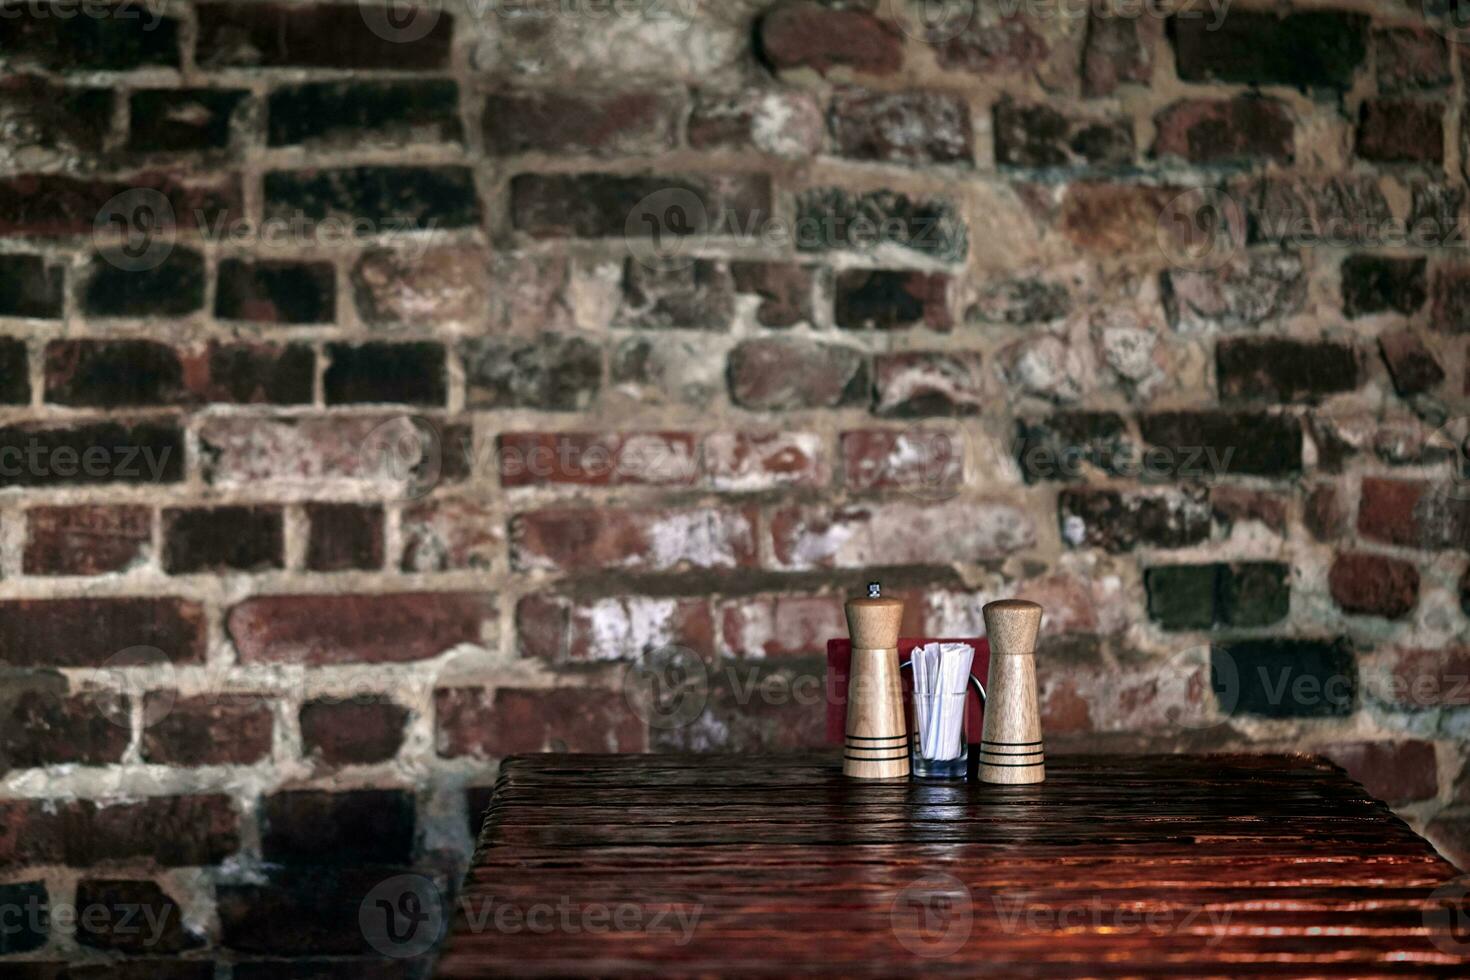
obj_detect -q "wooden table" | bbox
[435,753,1470,977]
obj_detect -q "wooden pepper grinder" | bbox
[978,599,1045,785]
[842,584,909,780]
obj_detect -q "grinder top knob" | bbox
[982,599,1042,657]
[845,584,903,649]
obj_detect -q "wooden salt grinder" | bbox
[978,599,1045,785]
[842,584,909,780]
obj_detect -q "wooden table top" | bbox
[435,752,1470,978]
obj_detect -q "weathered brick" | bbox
[300,698,408,766]
[0,2,181,70]
[1152,96,1293,164]
[1380,329,1445,396]
[829,88,972,165]
[435,687,645,757]
[0,420,183,488]
[1,690,128,768]
[612,335,723,406]
[728,338,867,411]
[928,9,1074,86]
[1431,264,1470,332]
[1242,175,1390,246]
[1162,252,1305,332]
[0,174,239,237]
[163,506,283,574]
[873,350,984,418]
[269,79,462,147]
[262,789,414,866]
[617,260,734,330]
[74,879,202,953]
[0,76,111,157]
[517,595,713,664]
[353,247,487,325]
[1170,10,1366,90]
[400,499,500,573]
[182,342,314,404]
[1358,476,1470,550]
[731,262,816,328]
[196,2,452,69]
[768,501,1034,570]
[1342,255,1427,318]
[650,654,827,752]
[758,2,903,77]
[795,187,967,261]
[512,506,757,573]
[230,593,493,665]
[705,432,826,491]
[1304,482,1346,542]
[1329,552,1420,620]
[24,504,151,575]
[83,249,205,317]
[306,503,384,573]
[128,89,245,153]
[511,173,771,239]
[498,432,698,488]
[1216,337,1361,404]
[1357,98,1444,164]
[842,428,963,495]
[264,166,479,229]
[1059,487,1211,553]
[216,258,336,324]
[835,270,952,331]
[1058,182,1181,255]
[0,881,47,954]
[1082,13,1149,97]
[1015,412,1130,483]
[484,89,679,157]
[688,89,823,158]
[967,274,1071,326]
[1214,639,1356,719]
[464,333,601,411]
[0,254,63,318]
[1145,562,1290,631]
[1378,647,1470,709]
[1373,27,1450,93]
[142,693,273,766]
[0,597,204,667]
[1321,740,1438,804]
[1211,486,1289,535]
[718,594,844,658]
[993,100,1133,168]
[324,342,446,406]
[1139,410,1302,477]
[69,794,239,866]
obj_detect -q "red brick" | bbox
[1,690,128,768]
[829,88,972,165]
[306,502,384,573]
[1304,483,1345,542]
[841,429,964,494]
[1082,13,1149,96]
[484,90,680,157]
[703,432,826,491]
[874,351,984,417]
[435,687,645,757]
[728,338,868,411]
[300,698,408,766]
[24,505,151,575]
[1320,740,1438,804]
[1431,264,1470,333]
[1379,647,1470,709]
[517,594,713,664]
[498,432,698,488]
[229,593,494,665]
[0,799,64,866]
[1373,27,1450,93]
[400,498,501,573]
[511,506,757,573]
[1379,329,1445,396]
[730,262,817,327]
[261,789,414,866]
[1059,182,1182,255]
[758,2,903,77]
[0,597,205,667]
[768,501,1034,570]
[1357,98,1444,164]
[1357,477,1470,550]
[141,694,273,767]
[718,595,845,658]
[1329,552,1420,620]
[688,91,823,158]
[68,794,239,867]
[993,100,1133,168]
[74,879,202,953]
[835,270,952,331]
[1153,96,1293,164]
[196,2,452,69]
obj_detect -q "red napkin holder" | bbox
[825,637,990,745]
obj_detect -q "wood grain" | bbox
[435,753,1470,978]
[978,600,1044,785]
[842,594,909,780]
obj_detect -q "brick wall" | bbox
[1,0,1469,972]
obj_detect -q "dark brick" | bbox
[758,1,902,77]
[128,89,246,153]
[0,596,203,667]
[0,2,180,70]
[1,690,128,768]
[300,698,409,766]
[324,342,446,406]
[729,337,867,411]
[264,166,480,229]
[1059,487,1210,553]
[993,100,1133,168]
[183,341,315,404]
[1139,411,1303,477]
[196,2,452,69]
[1214,639,1356,719]
[618,259,734,330]
[231,961,419,980]
[731,262,815,328]
[0,76,112,156]
[1242,175,1390,246]
[463,333,601,411]
[163,506,284,574]
[484,89,679,157]
[83,249,205,317]
[0,174,240,238]
[306,503,384,572]
[796,187,966,261]
[1170,10,1366,91]
[968,275,1071,326]
[269,79,462,147]
[68,794,239,866]
[0,336,29,404]
[74,879,202,953]
[1341,255,1427,317]
[1146,562,1290,631]
[467,785,495,839]
[0,254,63,318]
[1216,337,1361,404]
[24,505,150,575]
[1431,265,1470,333]
[262,789,414,866]
[0,421,183,488]
[873,351,983,418]
[141,693,273,766]
[829,88,972,165]
[1082,12,1149,97]
[1373,27,1450,93]
[229,592,494,666]
[1322,740,1438,804]
[1380,329,1445,396]
[44,340,182,407]
[1357,98,1444,164]
[1330,552,1420,620]
[1410,181,1462,245]
[1356,477,1470,550]
[1152,96,1294,164]
[1145,564,1215,631]
[1015,412,1130,483]
[835,270,951,331]
[436,686,646,757]
[0,882,47,954]
[216,258,336,324]
[511,172,771,239]
[1222,562,1291,627]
